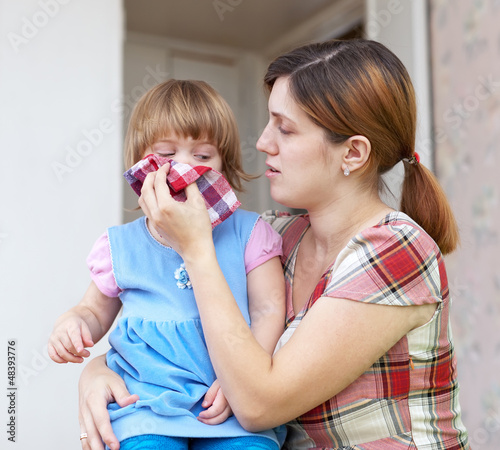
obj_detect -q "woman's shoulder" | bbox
[362,211,440,256]
[326,211,445,306]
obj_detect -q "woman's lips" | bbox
[265,164,280,177]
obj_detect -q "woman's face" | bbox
[256,77,342,210]
[144,135,223,172]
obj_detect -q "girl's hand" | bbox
[48,312,94,364]
[198,379,233,425]
[138,163,213,259]
[78,355,139,450]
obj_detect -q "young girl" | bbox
[48,80,286,450]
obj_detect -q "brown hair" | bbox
[264,39,459,254]
[124,79,253,192]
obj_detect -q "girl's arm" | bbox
[48,281,121,363]
[247,257,286,355]
[139,164,436,431]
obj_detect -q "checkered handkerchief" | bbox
[124,154,241,228]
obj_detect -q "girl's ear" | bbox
[342,135,371,173]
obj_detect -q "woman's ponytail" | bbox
[400,158,460,255]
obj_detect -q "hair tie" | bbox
[402,152,420,165]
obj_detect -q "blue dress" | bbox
[103,210,278,445]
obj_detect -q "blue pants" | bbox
[119,434,279,450]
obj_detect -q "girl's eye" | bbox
[195,154,211,160]
[278,126,291,135]
[156,151,175,157]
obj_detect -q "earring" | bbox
[343,166,350,177]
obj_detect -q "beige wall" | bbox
[430,1,500,448]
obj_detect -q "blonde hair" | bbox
[124,79,253,192]
[264,39,459,254]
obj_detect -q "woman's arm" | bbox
[78,355,139,450]
[181,248,435,430]
[139,164,436,431]
[198,257,285,425]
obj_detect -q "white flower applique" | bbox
[174,263,192,289]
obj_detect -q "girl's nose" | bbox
[170,153,192,166]
[173,157,189,165]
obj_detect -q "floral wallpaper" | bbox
[429,0,500,447]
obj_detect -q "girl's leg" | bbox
[119,434,188,450]
[191,436,279,450]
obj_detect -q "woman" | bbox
[78,39,470,449]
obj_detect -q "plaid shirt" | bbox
[265,211,470,450]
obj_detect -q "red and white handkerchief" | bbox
[124,154,241,228]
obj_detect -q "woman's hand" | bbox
[138,163,214,260]
[78,355,139,450]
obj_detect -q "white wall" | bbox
[0,0,124,448]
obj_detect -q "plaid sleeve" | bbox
[324,221,443,306]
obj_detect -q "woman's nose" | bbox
[256,124,276,155]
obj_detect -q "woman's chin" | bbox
[269,191,302,210]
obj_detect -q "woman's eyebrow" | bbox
[270,111,296,125]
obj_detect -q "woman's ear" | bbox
[342,135,371,173]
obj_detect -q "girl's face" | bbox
[256,77,343,210]
[145,135,223,172]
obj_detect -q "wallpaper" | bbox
[429,0,500,448]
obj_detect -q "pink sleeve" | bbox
[86,232,122,298]
[244,218,283,274]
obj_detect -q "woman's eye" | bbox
[278,126,291,135]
